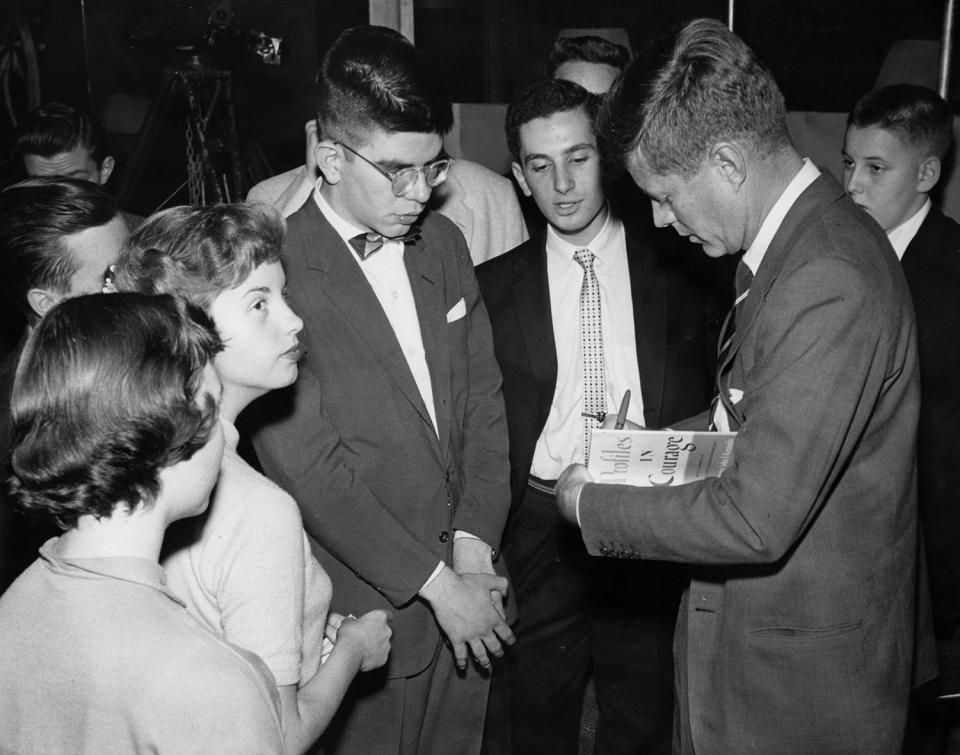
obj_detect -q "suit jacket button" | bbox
[439,530,450,543]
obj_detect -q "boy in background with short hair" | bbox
[843,83,960,640]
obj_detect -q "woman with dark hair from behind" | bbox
[115,203,392,754]
[0,292,285,752]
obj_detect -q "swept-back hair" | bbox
[316,25,453,145]
[547,35,630,77]
[848,84,954,159]
[0,177,119,317]
[11,102,107,171]
[115,203,284,311]
[506,78,601,161]
[598,18,790,178]
[7,293,222,530]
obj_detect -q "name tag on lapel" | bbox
[446,297,466,323]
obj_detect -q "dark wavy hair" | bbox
[11,102,107,171]
[316,25,453,145]
[547,35,630,77]
[114,203,284,311]
[0,177,119,318]
[6,292,223,530]
[598,18,790,179]
[506,78,601,162]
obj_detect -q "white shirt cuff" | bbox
[420,560,446,592]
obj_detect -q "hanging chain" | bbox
[181,72,204,205]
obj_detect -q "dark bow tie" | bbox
[349,228,421,260]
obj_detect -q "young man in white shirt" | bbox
[477,78,718,755]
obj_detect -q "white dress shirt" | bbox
[313,190,438,434]
[531,207,645,480]
[887,199,931,260]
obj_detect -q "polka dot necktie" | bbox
[575,248,605,463]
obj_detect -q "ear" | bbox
[511,161,532,197]
[98,155,116,185]
[710,143,747,192]
[26,288,64,318]
[917,156,941,194]
[315,140,343,186]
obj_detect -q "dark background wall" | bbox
[415,0,952,109]
[0,0,955,212]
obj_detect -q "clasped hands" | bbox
[421,536,515,671]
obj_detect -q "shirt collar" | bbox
[545,203,622,270]
[39,538,186,607]
[313,186,372,248]
[742,158,821,275]
[887,198,931,260]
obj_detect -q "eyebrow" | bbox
[242,286,271,296]
[522,143,596,165]
[841,148,889,162]
[376,150,446,172]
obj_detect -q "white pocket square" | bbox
[729,388,744,405]
[446,297,466,323]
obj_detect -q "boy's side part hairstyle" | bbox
[0,177,119,318]
[6,293,222,530]
[115,203,285,311]
[316,25,453,145]
[548,35,631,77]
[11,102,106,170]
[505,78,601,162]
[848,84,954,159]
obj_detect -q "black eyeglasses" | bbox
[336,141,452,197]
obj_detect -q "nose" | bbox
[844,164,862,196]
[553,165,574,194]
[650,199,675,228]
[405,170,432,205]
[280,298,304,335]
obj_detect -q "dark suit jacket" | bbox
[251,200,511,679]
[476,216,719,509]
[902,206,960,637]
[578,174,921,753]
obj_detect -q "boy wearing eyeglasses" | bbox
[250,25,514,755]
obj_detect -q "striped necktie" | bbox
[710,260,753,430]
[575,248,605,463]
[718,260,754,361]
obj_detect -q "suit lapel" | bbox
[295,201,443,452]
[719,173,842,375]
[903,206,950,269]
[405,234,452,460]
[511,236,559,421]
[625,225,668,428]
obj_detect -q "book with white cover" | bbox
[587,429,737,487]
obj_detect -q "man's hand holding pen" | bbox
[584,390,644,431]
[564,391,640,525]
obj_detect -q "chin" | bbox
[701,242,731,258]
[552,217,590,237]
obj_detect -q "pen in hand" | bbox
[614,390,631,430]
